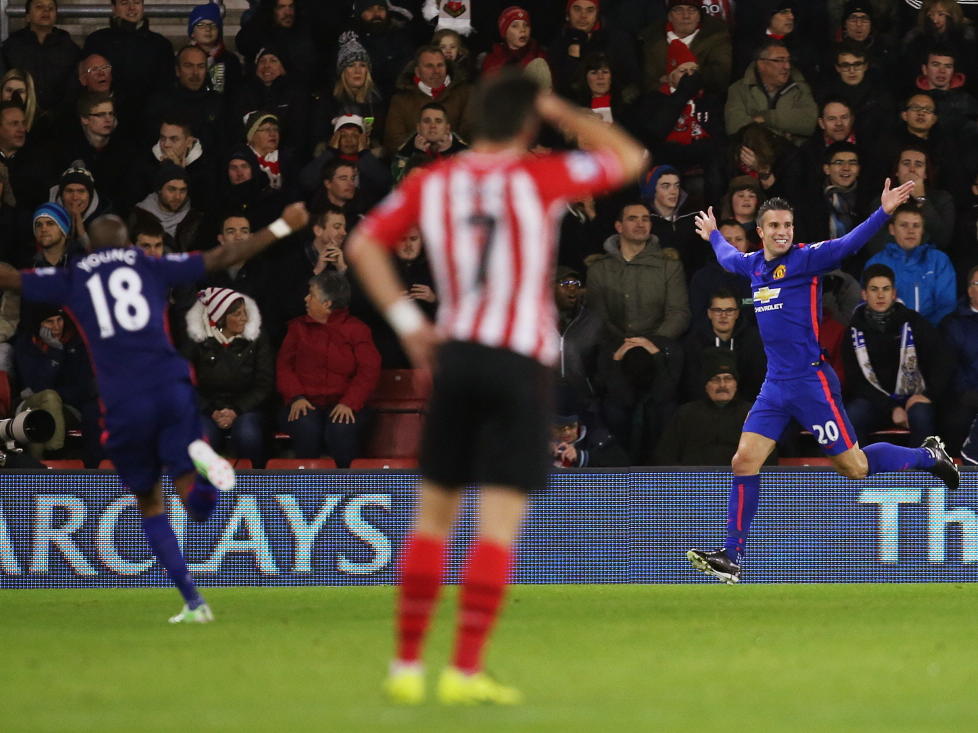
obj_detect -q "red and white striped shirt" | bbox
[357,148,625,365]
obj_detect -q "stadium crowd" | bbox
[0,0,977,468]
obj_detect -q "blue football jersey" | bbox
[21,248,205,406]
[710,207,889,380]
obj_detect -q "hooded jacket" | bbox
[586,234,690,342]
[724,61,818,143]
[865,241,957,326]
[941,298,978,394]
[182,294,274,415]
[276,309,380,411]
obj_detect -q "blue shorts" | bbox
[743,364,857,456]
[101,378,203,494]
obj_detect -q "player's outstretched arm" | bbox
[202,203,309,272]
[346,230,440,372]
[0,263,22,292]
[880,177,916,214]
[536,92,648,182]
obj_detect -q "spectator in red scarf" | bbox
[639,0,731,96]
[481,6,549,76]
[640,38,724,205]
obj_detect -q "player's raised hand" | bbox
[880,177,916,214]
[694,206,718,242]
[282,202,310,231]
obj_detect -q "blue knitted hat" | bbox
[33,202,70,237]
[640,164,680,204]
[188,2,222,36]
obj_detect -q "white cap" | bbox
[333,114,365,133]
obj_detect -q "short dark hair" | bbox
[823,140,859,165]
[471,71,540,143]
[219,210,252,230]
[160,113,194,136]
[616,201,650,221]
[419,101,447,117]
[309,271,350,310]
[968,264,978,283]
[25,0,57,11]
[891,202,924,221]
[413,45,445,67]
[321,158,356,182]
[709,288,739,306]
[314,205,345,228]
[926,45,956,64]
[904,90,935,109]
[76,91,112,117]
[128,208,165,242]
[862,263,895,287]
[757,197,793,222]
[834,42,868,62]
[717,218,747,234]
[0,100,25,118]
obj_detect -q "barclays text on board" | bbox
[1,469,975,588]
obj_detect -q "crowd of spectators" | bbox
[1,0,978,468]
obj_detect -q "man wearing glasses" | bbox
[56,91,129,206]
[817,43,895,143]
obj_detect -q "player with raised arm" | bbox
[686,180,959,584]
[346,71,646,705]
[0,203,308,621]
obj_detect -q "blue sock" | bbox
[141,514,203,609]
[184,476,218,523]
[864,443,935,475]
[724,474,760,562]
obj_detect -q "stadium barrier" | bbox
[2,467,976,588]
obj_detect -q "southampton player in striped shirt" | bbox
[686,179,959,584]
[347,72,646,704]
[0,203,309,621]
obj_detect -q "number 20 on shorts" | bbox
[811,420,840,445]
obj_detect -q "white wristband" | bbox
[385,298,426,336]
[269,218,292,239]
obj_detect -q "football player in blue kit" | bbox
[0,204,308,620]
[687,178,959,584]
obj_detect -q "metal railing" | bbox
[1,2,225,42]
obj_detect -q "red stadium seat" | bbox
[41,459,85,469]
[231,458,253,469]
[0,371,11,417]
[778,457,833,467]
[265,458,338,469]
[98,459,116,469]
[350,458,419,469]
[365,412,423,458]
[367,369,431,411]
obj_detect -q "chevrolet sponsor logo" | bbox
[753,286,782,304]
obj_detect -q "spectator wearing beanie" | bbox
[312,31,387,153]
[639,0,732,96]
[188,2,242,98]
[29,201,78,270]
[235,0,319,86]
[337,0,415,99]
[655,348,762,467]
[235,46,310,159]
[213,145,284,232]
[182,287,274,467]
[134,162,204,253]
[481,7,550,76]
[49,160,111,248]
[550,0,639,98]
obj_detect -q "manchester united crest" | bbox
[773,264,787,280]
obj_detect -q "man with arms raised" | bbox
[687,177,959,584]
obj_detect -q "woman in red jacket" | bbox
[277,271,380,466]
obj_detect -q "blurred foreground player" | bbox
[686,180,959,585]
[347,72,646,704]
[0,203,308,621]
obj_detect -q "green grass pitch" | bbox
[3,584,977,732]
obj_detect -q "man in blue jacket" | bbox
[865,203,956,325]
